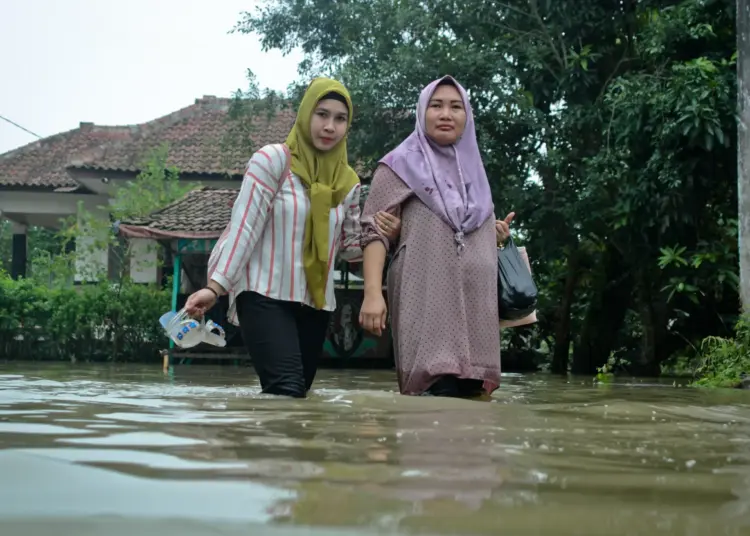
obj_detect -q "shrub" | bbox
[0,271,170,362]
[692,316,750,388]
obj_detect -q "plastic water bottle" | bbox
[159,309,226,349]
[201,319,227,347]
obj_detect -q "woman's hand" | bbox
[495,212,515,246]
[359,291,388,336]
[185,288,218,317]
[374,211,402,242]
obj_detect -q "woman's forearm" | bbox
[363,241,387,296]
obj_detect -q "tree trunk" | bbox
[738,0,750,312]
[571,245,633,375]
[551,251,580,374]
[635,267,669,376]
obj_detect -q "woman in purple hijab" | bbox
[359,75,514,397]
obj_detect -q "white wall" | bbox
[129,238,159,283]
[74,230,109,283]
[73,202,111,283]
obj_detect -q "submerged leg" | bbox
[236,291,307,398]
[457,378,485,398]
[425,375,461,397]
[296,305,332,392]
[425,376,486,398]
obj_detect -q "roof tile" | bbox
[0,96,296,191]
[71,98,296,176]
[118,187,237,239]
[118,183,371,240]
[0,125,132,190]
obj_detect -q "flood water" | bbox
[2,364,750,535]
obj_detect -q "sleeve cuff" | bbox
[340,250,363,263]
[210,272,232,293]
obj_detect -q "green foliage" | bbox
[594,350,631,384]
[220,69,291,170]
[692,316,750,388]
[0,271,170,362]
[0,221,69,277]
[657,218,739,305]
[110,143,194,222]
[660,353,702,378]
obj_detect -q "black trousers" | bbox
[426,376,484,398]
[236,291,331,398]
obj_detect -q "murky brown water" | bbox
[1,364,750,535]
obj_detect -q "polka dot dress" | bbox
[361,165,501,395]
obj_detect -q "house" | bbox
[0,96,295,282]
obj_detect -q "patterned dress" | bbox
[361,165,501,395]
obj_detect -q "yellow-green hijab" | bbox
[285,78,360,309]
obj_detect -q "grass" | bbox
[691,316,750,388]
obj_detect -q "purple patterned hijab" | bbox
[380,75,494,236]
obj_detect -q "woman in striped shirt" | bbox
[184,78,400,398]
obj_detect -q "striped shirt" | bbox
[208,143,363,325]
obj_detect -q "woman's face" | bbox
[310,98,349,151]
[424,84,466,146]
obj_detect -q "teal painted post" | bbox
[169,253,182,350]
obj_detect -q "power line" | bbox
[0,114,42,139]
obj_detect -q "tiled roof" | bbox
[0,125,132,191]
[0,96,296,191]
[118,187,237,239]
[118,182,372,240]
[68,97,296,176]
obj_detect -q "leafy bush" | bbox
[692,316,750,388]
[0,271,170,362]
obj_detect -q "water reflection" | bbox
[1,364,750,535]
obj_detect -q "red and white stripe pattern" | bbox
[208,143,362,325]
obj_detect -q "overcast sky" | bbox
[0,0,303,154]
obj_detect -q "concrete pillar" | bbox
[10,222,27,280]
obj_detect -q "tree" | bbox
[238,0,738,374]
[0,218,70,278]
[738,0,750,312]
[220,69,292,169]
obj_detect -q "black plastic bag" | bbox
[497,237,538,320]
